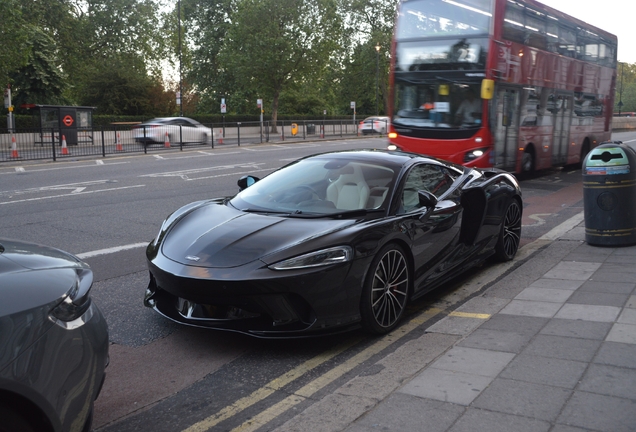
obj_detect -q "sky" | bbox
[545,0,635,64]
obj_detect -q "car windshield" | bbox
[230,157,398,216]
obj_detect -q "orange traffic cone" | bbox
[218,129,223,144]
[164,131,170,148]
[61,135,69,155]
[10,135,19,158]
[116,132,123,151]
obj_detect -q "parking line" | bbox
[228,308,443,432]
[449,311,491,319]
[181,338,360,432]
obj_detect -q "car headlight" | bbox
[50,268,94,328]
[269,246,353,270]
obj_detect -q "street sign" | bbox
[63,115,74,127]
[350,101,355,109]
[221,103,227,113]
[257,99,263,108]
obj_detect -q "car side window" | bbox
[398,164,457,214]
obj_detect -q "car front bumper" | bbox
[145,252,372,338]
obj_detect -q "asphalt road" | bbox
[1,132,635,431]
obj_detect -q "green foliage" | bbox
[615,62,636,113]
[218,0,343,127]
[10,28,68,112]
[78,58,175,116]
[0,0,30,85]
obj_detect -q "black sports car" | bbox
[145,149,522,338]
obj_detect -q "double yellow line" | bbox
[183,306,488,432]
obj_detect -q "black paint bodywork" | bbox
[145,150,522,338]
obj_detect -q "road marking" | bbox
[0,183,145,205]
[181,338,360,432]
[524,213,552,227]
[0,161,130,175]
[539,211,584,241]
[449,311,491,319]
[76,242,148,259]
[228,308,443,432]
[139,163,270,182]
[139,163,265,179]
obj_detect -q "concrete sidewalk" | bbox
[277,213,636,432]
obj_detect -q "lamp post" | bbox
[178,0,183,117]
[375,44,381,116]
[618,61,624,116]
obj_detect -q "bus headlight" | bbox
[464,148,488,162]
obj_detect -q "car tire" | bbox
[0,405,36,432]
[493,199,522,262]
[360,243,410,334]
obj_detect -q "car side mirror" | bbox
[238,175,260,191]
[418,190,438,208]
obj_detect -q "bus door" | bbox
[492,87,520,172]
[551,94,573,166]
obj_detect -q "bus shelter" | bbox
[33,105,95,146]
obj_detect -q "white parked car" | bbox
[133,117,213,147]
[358,116,389,135]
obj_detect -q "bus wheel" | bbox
[521,149,535,173]
[580,141,590,166]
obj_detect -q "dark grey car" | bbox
[0,239,109,432]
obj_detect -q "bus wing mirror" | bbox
[481,79,494,100]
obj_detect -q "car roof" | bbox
[141,117,200,124]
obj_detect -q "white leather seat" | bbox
[326,164,370,210]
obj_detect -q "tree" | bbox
[336,0,397,115]
[180,0,235,112]
[219,0,342,130]
[10,28,68,111]
[65,0,170,109]
[79,57,173,116]
[0,0,30,86]
[615,62,636,113]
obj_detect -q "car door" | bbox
[393,163,463,296]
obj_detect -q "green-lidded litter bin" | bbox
[583,141,636,246]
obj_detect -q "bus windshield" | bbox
[395,0,493,40]
[393,82,483,129]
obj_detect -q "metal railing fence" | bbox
[1,119,374,163]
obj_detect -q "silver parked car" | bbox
[133,117,214,147]
[0,239,109,432]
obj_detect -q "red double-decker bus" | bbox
[387,0,618,173]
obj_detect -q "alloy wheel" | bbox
[370,248,409,328]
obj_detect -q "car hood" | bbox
[0,239,86,317]
[0,239,83,271]
[161,202,355,268]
